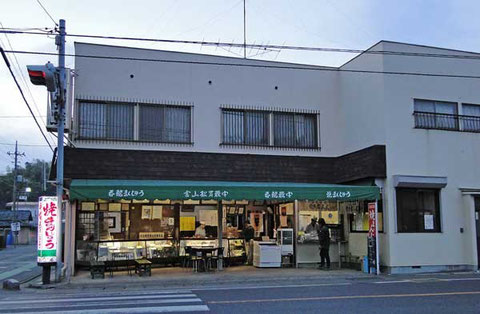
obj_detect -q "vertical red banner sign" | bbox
[367,202,377,273]
[37,196,59,263]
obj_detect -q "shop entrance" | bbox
[70,180,381,274]
[475,197,480,269]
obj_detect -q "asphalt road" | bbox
[0,245,41,283]
[1,275,480,313]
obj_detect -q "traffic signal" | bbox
[26,62,57,92]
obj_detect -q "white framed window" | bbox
[139,105,191,143]
[221,108,319,149]
[413,99,458,130]
[78,101,134,140]
[462,103,480,132]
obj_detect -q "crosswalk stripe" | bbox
[0,293,196,305]
[3,298,203,310]
[0,291,209,313]
[5,305,210,313]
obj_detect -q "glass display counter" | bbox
[146,240,177,259]
[179,239,218,256]
[76,238,246,265]
[227,239,245,257]
[76,239,176,264]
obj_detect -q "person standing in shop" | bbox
[317,218,331,269]
[305,218,318,234]
[243,222,255,265]
[195,221,207,238]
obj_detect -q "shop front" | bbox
[70,179,380,272]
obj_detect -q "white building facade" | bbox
[64,41,480,274]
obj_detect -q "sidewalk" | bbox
[34,265,377,291]
[0,245,41,283]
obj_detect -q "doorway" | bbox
[475,197,480,269]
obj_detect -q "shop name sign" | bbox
[108,189,145,198]
[264,191,294,199]
[37,196,59,264]
[325,191,352,199]
[183,190,229,199]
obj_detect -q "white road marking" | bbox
[192,282,352,291]
[0,293,196,305]
[374,280,412,284]
[439,277,480,281]
[7,298,203,310]
[10,305,210,313]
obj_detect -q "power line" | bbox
[0,115,47,119]
[35,0,58,27]
[2,29,480,61]
[0,142,51,147]
[4,48,480,80]
[0,22,57,145]
[0,47,54,152]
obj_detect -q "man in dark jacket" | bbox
[317,218,331,269]
[243,222,255,265]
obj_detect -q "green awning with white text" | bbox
[69,179,380,202]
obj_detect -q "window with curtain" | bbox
[413,99,458,130]
[139,105,191,143]
[396,188,441,233]
[462,104,480,132]
[222,109,269,146]
[274,112,317,148]
[78,101,134,140]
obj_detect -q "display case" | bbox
[146,240,177,259]
[97,240,146,261]
[179,239,218,256]
[227,239,245,257]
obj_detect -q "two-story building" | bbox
[59,40,480,275]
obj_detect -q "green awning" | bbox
[69,180,380,202]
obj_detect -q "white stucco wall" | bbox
[381,42,480,268]
[73,43,344,157]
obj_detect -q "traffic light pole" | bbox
[55,19,66,283]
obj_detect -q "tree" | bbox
[0,159,55,209]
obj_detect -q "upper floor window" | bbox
[221,108,319,149]
[78,101,192,143]
[413,99,458,130]
[222,109,269,146]
[462,104,480,132]
[79,101,134,140]
[139,105,191,143]
[274,112,317,148]
[413,99,480,133]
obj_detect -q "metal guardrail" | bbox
[414,111,480,132]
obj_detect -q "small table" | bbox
[190,247,219,272]
[90,261,105,279]
[135,259,152,277]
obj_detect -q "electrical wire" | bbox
[1,29,480,61]
[0,115,47,119]
[0,22,56,146]
[0,142,51,147]
[0,47,54,152]
[35,0,58,27]
[3,49,480,80]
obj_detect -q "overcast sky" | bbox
[1,0,480,174]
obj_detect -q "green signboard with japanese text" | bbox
[70,180,380,202]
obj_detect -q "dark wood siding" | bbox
[60,145,386,185]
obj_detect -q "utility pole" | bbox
[243,0,246,58]
[7,141,25,248]
[42,161,47,191]
[54,19,66,282]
